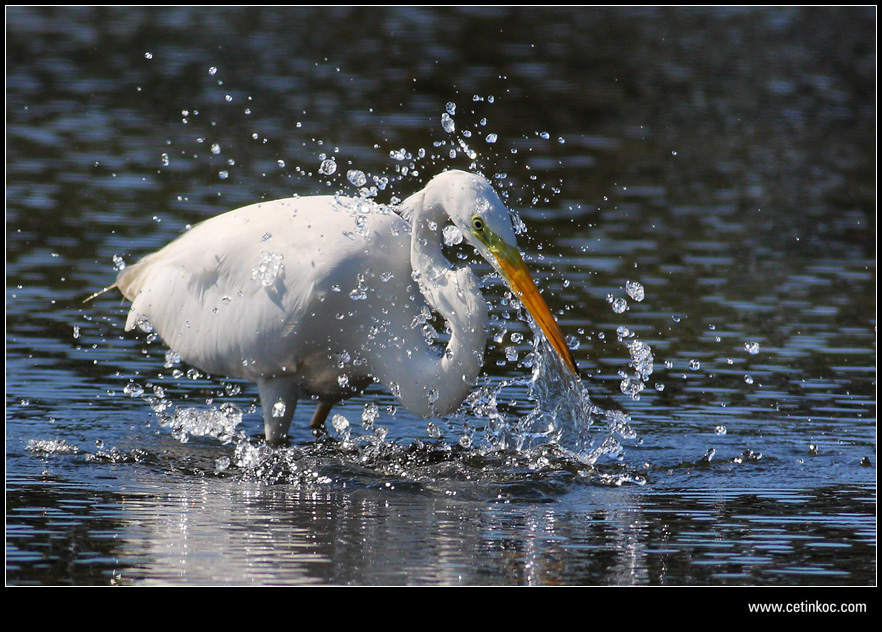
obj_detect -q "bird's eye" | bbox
[471,216,485,232]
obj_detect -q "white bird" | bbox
[105,170,577,443]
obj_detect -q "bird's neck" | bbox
[378,193,488,417]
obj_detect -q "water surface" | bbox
[6,7,876,587]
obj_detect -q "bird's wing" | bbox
[116,199,321,379]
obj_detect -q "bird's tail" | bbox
[82,284,117,303]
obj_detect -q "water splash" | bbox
[619,337,655,401]
[159,403,244,444]
[26,439,80,455]
[251,251,284,287]
[464,312,636,467]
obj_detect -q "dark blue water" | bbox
[6,7,875,588]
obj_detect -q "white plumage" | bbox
[112,170,576,443]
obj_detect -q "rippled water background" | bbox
[6,7,876,588]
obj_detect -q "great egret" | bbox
[107,170,577,443]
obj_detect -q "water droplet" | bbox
[124,382,144,398]
[348,274,367,300]
[215,455,231,472]
[426,422,441,438]
[135,315,153,333]
[625,280,645,301]
[331,414,349,434]
[335,351,351,368]
[112,254,126,271]
[347,169,367,187]
[251,251,284,287]
[361,402,379,428]
[620,376,645,399]
[744,341,760,355]
[163,350,181,368]
[442,224,463,246]
[611,298,628,314]
[688,359,701,371]
[319,159,336,175]
[271,400,286,418]
[208,66,218,76]
[715,425,727,435]
[445,102,456,115]
[628,340,654,380]
[144,52,153,60]
[224,382,241,396]
[211,143,221,155]
[485,133,498,144]
[744,374,754,384]
[441,112,455,133]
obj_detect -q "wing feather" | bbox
[117,199,322,379]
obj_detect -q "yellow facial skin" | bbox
[470,215,579,376]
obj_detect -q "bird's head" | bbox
[427,170,579,376]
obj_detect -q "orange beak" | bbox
[494,247,578,376]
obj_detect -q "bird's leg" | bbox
[310,401,333,433]
[257,377,301,445]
